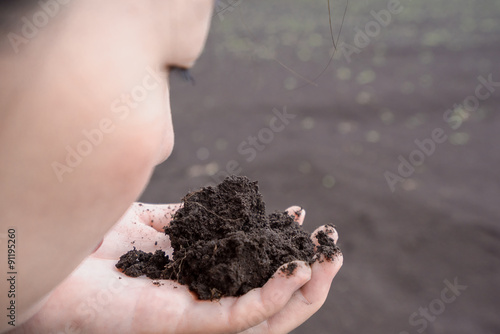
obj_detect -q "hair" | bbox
[0,1,54,52]
[0,1,37,30]
[0,0,36,10]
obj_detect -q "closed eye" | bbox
[169,66,195,85]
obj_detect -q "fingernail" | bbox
[295,207,305,220]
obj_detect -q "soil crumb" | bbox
[315,225,342,261]
[116,176,341,300]
[280,262,299,277]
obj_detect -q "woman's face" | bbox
[3,0,215,177]
[0,0,216,286]
[0,0,215,314]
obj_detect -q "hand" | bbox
[12,203,343,334]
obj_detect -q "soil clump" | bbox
[116,176,341,300]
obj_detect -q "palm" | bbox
[18,203,342,334]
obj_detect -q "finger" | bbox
[264,226,343,333]
[285,206,306,225]
[92,204,179,259]
[93,221,171,258]
[175,261,312,334]
[302,225,342,299]
[134,202,182,231]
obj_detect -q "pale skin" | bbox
[0,1,343,333]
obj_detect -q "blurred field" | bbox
[140,1,500,333]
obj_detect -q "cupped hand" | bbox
[12,203,343,334]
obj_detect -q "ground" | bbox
[140,1,500,333]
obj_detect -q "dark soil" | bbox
[315,225,340,261]
[116,175,341,300]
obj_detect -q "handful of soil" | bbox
[116,176,340,300]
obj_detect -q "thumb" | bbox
[134,202,182,232]
[229,260,312,333]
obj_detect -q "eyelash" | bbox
[169,66,195,85]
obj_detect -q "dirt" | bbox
[315,225,339,261]
[116,175,340,300]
